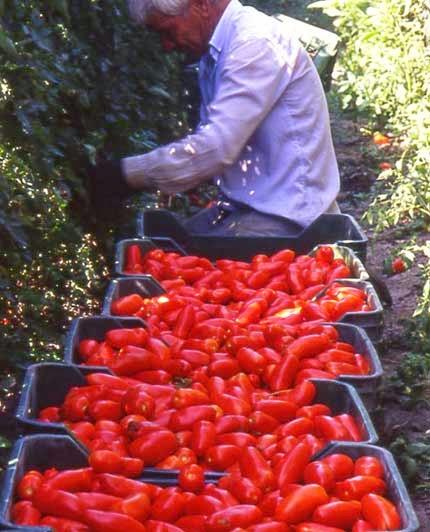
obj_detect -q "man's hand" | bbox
[88,159,134,218]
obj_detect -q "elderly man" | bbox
[90,0,340,236]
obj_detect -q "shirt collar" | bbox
[208,0,242,61]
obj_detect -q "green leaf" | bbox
[29,27,54,53]
[146,86,174,101]
[0,29,18,60]
[0,436,11,449]
[406,442,430,457]
[308,1,332,10]
[83,144,97,165]
[50,0,70,21]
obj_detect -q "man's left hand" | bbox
[88,159,134,218]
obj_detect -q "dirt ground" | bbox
[332,116,430,530]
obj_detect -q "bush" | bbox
[0,0,290,367]
[310,0,430,229]
[310,0,430,330]
[0,0,186,366]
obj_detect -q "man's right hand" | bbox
[88,159,134,219]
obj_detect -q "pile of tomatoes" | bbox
[120,245,371,324]
[37,369,366,470]
[12,451,401,530]
[76,321,371,384]
[11,246,401,531]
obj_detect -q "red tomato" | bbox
[352,520,374,532]
[303,461,335,492]
[321,453,354,481]
[115,492,151,522]
[275,483,329,523]
[334,475,386,500]
[237,347,267,374]
[280,417,309,439]
[146,519,185,532]
[314,415,350,441]
[239,446,276,492]
[295,524,344,532]
[16,471,43,500]
[278,380,316,406]
[361,493,402,529]
[312,500,362,528]
[129,430,178,465]
[172,389,209,409]
[78,339,100,361]
[178,464,205,493]
[373,132,390,145]
[216,432,257,448]
[218,475,262,505]
[287,334,330,359]
[169,405,218,432]
[111,294,145,315]
[255,399,297,423]
[89,450,123,474]
[392,257,406,273]
[11,500,41,526]
[214,415,249,434]
[248,523,289,532]
[184,494,224,515]
[150,489,186,523]
[249,411,280,434]
[206,505,263,531]
[276,442,312,491]
[353,456,384,478]
[192,420,217,457]
[106,328,148,348]
[122,386,155,418]
[205,444,241,470]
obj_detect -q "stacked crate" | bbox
[0,210,419,531]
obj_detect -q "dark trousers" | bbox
[183,198,305,237]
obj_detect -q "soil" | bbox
[332,117,430,530]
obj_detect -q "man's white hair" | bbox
[128,0,189,24]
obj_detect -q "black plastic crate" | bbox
[0,435,223,531]
[15,363,377,448]
[65,319,382,404]
[15,363,111,439]
[136,209,368,263]
[310,244,369,281]
[316,442,420,532]
[115,239,369,282]
[64,315,148,369]
[102,277,166,315]
[325,323,383,402]
[0,435,88,531]
[1,436,419,531]
[114,237,187,276]
[310,379,377,445]
[103,277,384,342]
[315,279,384,343]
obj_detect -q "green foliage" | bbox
[389,434,430,488]
[0,0,186,365]
[310,0,430,229]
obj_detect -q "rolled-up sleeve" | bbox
[122,37,291,194]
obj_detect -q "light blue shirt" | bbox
[123,0,340,227]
